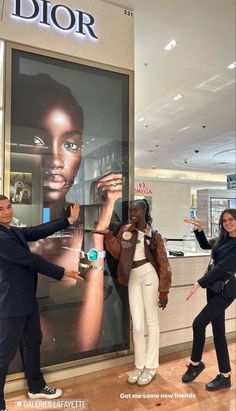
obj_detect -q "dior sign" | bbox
[12,0,98,39]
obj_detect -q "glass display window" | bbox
[4,44,133,372]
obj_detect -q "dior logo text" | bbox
[12,0,98,39]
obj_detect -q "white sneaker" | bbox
[127,368,143,384]
[137,368,156,385]
[28,384,62,399]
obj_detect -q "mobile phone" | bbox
[190,210,195,219]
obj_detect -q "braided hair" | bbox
[132,198,153,227]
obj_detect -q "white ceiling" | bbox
[103,0,236,176]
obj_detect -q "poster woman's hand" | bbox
[96,172,122,203]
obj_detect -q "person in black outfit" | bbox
[182,208,236,391]
[0,195,81,411]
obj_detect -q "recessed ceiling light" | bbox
[178,126,189,131]
[164,39,177,51]
[227,62,236,69]
[138,116,145,122]
[173,94,183,101]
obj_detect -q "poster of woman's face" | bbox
[8,48,130,372]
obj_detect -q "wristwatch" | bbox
[80,248,106,261]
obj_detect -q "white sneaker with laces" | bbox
[127,368,143,384]
[137,368,156,385]
[28,384,62,399]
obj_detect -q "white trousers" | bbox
[128,262,159,369]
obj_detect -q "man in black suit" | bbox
[0,195,81,411]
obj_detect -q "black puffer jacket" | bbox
[194,230,236,288]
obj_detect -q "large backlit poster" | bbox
[8,48,130,371]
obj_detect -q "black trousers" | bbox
[191,289,234,373]
[0,301,45,409]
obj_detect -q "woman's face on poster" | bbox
[40,103,83,203]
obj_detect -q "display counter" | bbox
[159,254,236,348]
[168,252,210,258]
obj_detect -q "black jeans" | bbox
[0,302,45,409]
[191,289,234,373]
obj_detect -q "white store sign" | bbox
[11,0,98,39]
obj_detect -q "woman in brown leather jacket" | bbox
[94,199,172,385]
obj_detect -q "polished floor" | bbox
[5,341,235,411]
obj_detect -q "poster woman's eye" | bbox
[64,141,83,153]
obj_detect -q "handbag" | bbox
[205,261,236,298]
[221,272,236,299]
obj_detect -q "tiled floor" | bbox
[5,341,235,411]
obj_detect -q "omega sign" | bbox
[134,182,153,196]
[12,0,98,39]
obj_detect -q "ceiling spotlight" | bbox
[195,149,199,153]
[227,62,236,69]
[164,39,177,51]
[173,94,183,101]
[178,126,190,131]
[138,116,145,122]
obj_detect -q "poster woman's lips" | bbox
[47,174,66,190]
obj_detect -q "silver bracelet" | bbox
[79,262,104,271]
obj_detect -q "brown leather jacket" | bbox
[104,224,172,296]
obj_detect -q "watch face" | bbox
[87,248,98,261]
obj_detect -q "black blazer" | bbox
[0,217,69,318]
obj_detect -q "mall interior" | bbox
[0,0,235,410]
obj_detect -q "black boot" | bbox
[205,374,231,391]
[182,361,205,383]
